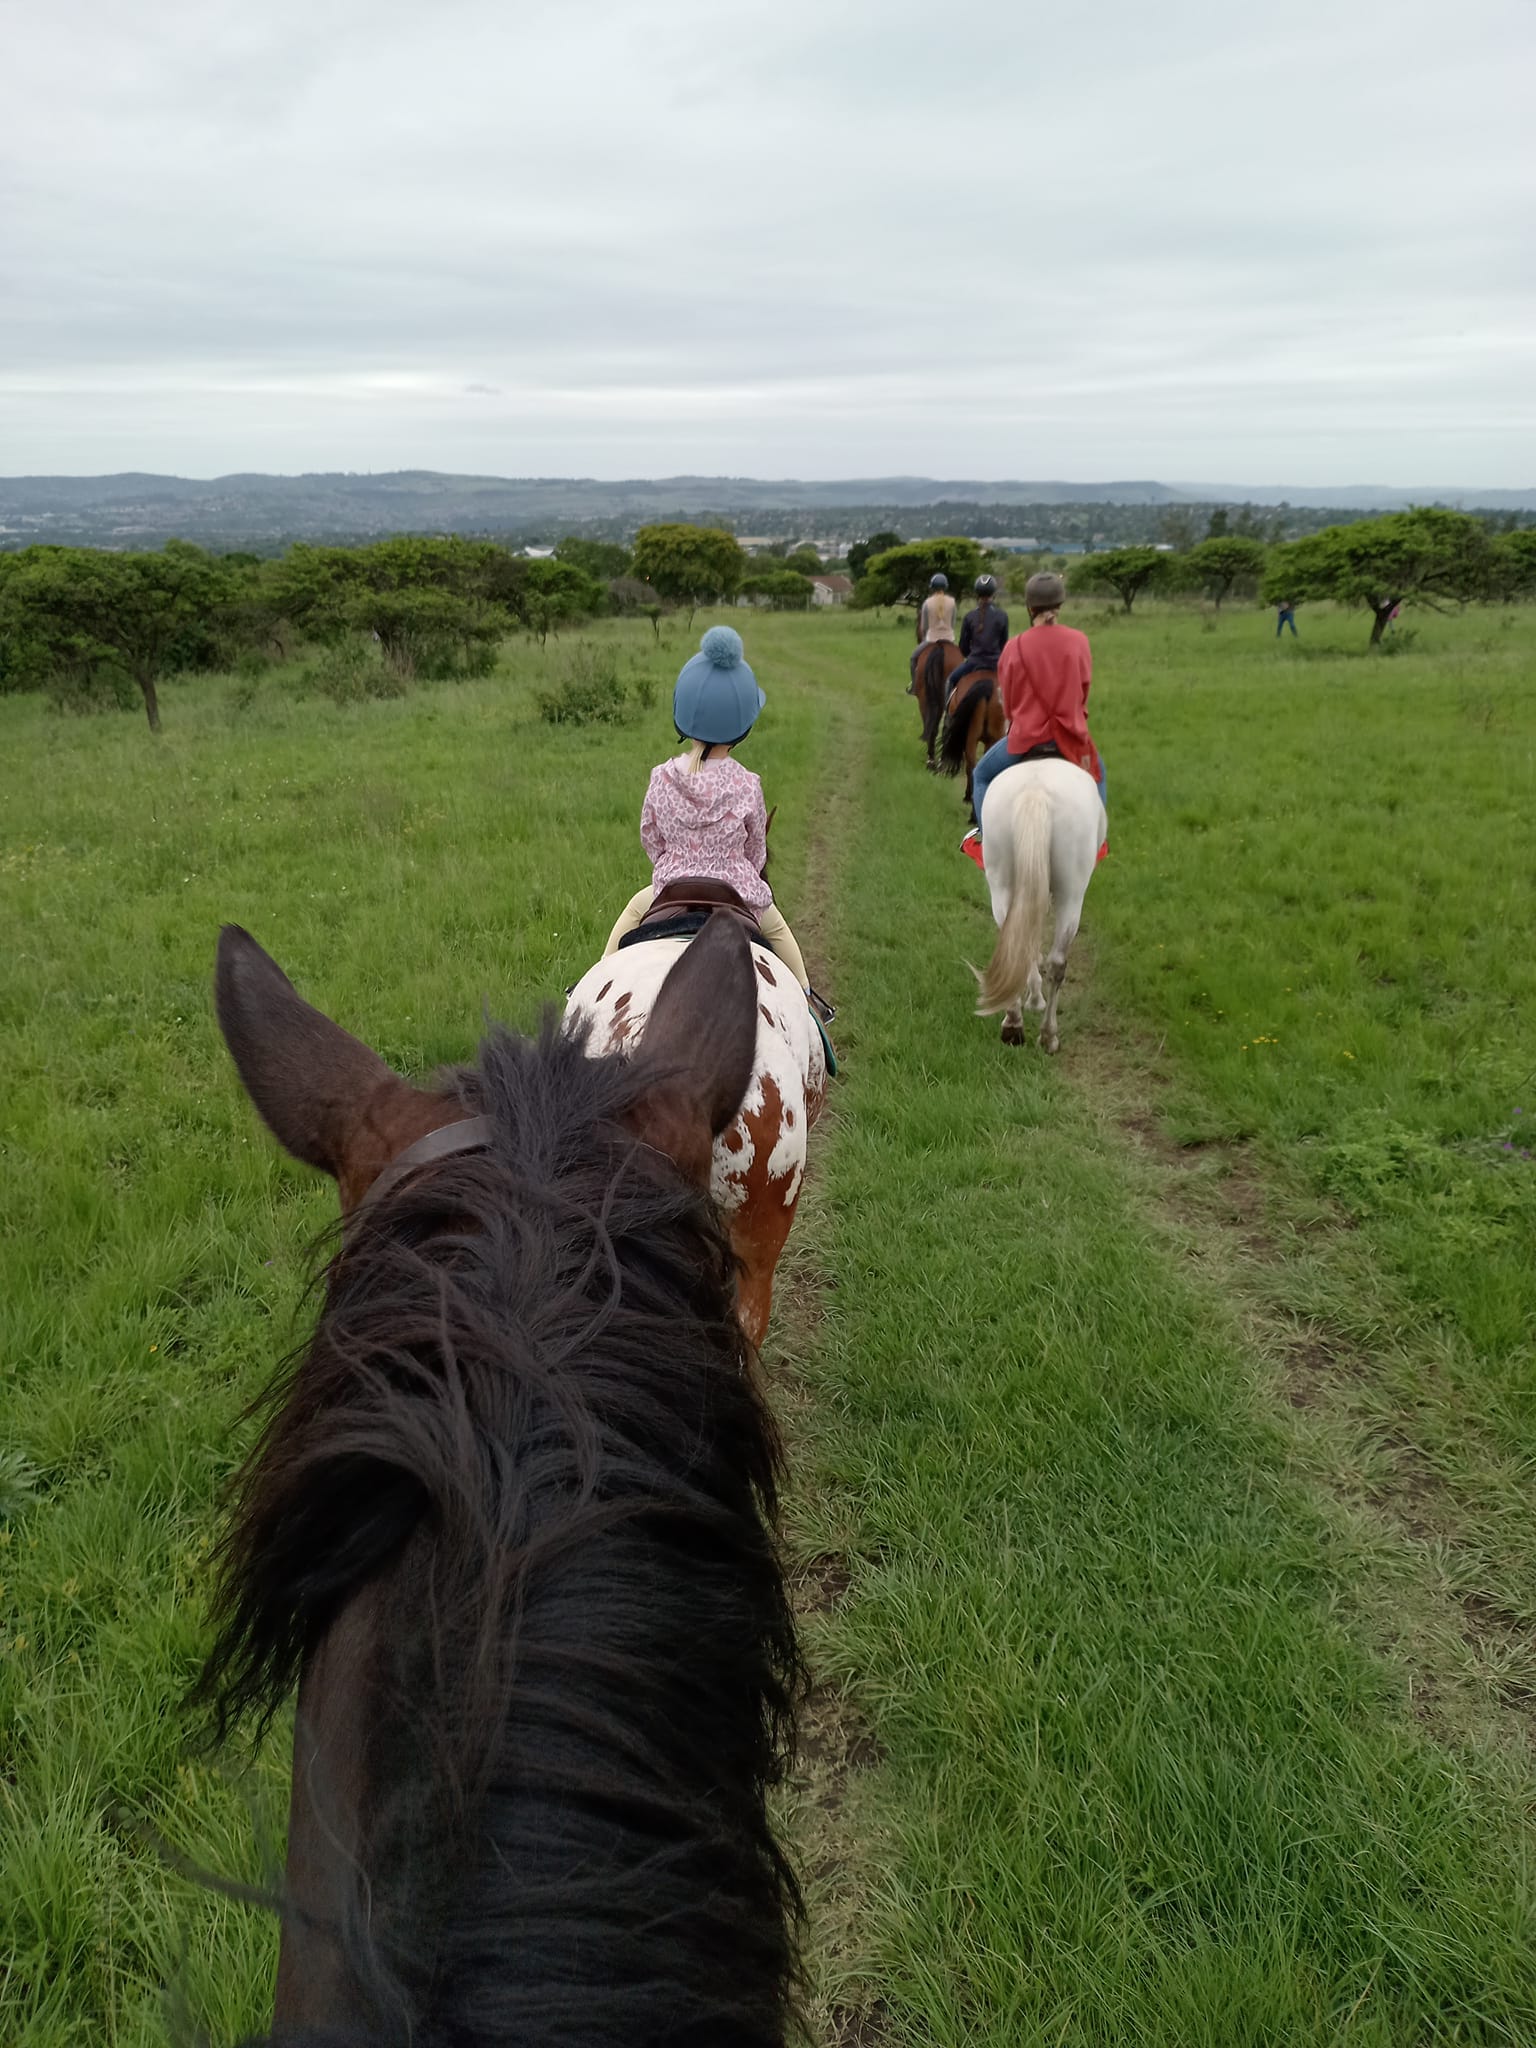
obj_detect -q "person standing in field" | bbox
[908,571,957,687]
[961,571,1104,850]
[946,573,1011,693]
[1276,598,1298,638]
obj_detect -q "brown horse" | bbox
[908,639,962,770]
[938,669,1006,823]
[204,916,802,2044]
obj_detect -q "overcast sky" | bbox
[3,0,1532,486]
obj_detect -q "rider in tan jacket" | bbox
[909,572,957,684]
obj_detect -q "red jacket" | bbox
[997,620,1101,781]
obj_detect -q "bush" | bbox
[1377,624,1421,657]
[535,640,654,726]
[298,637,408,704]
[46,664,136,717]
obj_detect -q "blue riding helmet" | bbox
[929,572,949,590]
[672,626,765,745]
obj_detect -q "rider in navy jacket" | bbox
[948,576,1010,691]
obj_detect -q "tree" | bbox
[1185,536,1267,610]
[630,524,744,625]
[1206,508,1230,540]
[741,569,814,611]
[605,575,656,616]
[555,536,632,581]
[1488,529,1536,603]
[846,530,902,582]
[851,537,985,610]
[782,547,824,579]
[1075,546,1170,614]
[344,587,504,678]
[2,541,231,730]
[1262,508,1493,646]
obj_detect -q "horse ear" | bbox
[214,925,427,1193]
[631,913,759,1183]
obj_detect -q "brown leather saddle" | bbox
[620,877,765,951]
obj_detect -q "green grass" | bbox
[3,601,1536,2043]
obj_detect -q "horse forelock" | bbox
[198,1012,803,2042]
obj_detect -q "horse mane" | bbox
[198,1013,803,2045]
[939,674,996,775]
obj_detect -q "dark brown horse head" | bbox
[201,919,801,2044]
[214,916,759,1205]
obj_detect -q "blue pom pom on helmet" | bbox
[673,625,766,745]
[698,625,744,669]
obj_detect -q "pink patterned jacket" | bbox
[640,755,773,911]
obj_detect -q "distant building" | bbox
[975,536,1044,553]
[522,545,556,558]
[810,574,852,607]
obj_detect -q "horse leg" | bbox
[1000,1003,1026,1046]
[732,1199,796,1349]
[1037,911,1081,1055]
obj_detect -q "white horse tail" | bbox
[976,785,1051,1015]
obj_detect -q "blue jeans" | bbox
[972,742,1107,832]
[1276,610,1297,637]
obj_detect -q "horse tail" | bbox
[920,644,946,742]
[976,784,1051,1015]
[938,677,991,776]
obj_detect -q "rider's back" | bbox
[919,593,957,642]
[999,621,1095,767]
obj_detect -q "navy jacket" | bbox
[958,603,1010,666]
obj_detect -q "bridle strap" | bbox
[354,1113,497,1216]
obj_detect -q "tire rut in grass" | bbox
[1074,1025,1536,1757]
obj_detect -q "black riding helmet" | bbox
[974,574,997,597]
[928,572,949,590]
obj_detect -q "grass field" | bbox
[3,599,1535,2044]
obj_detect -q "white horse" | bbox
[566,926,828,1346]
[974,758,1105,1053]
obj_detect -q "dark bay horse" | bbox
[938,670,1006,823]
[908,639,962,770]
[202,916,802,2045]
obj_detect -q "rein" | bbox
[355,1114,497,1216]
[354,1111,677,1221]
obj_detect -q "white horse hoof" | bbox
[1039,1030,1060,1055]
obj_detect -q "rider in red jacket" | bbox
[963,571,1106,849]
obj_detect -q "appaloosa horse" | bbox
[204,916,802,2045]
[973,757,1105,1053]
[565,918,827,1347]
[938,669,1006,823]
[908,639,962,771]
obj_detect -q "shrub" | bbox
[298,637,408,704]
[535,641,655,726]
[46,664,136,717]
[1377,624,1421,657]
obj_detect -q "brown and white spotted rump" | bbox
[566,938,827,1345]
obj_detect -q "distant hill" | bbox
[1,470,1531,551]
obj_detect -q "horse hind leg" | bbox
[1000,1003,1026,1046]
[1037,911,1081,1054]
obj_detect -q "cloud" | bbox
[2,0,1533,483]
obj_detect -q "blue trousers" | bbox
[1276,611,1297,637]
[972,742,1107,832]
